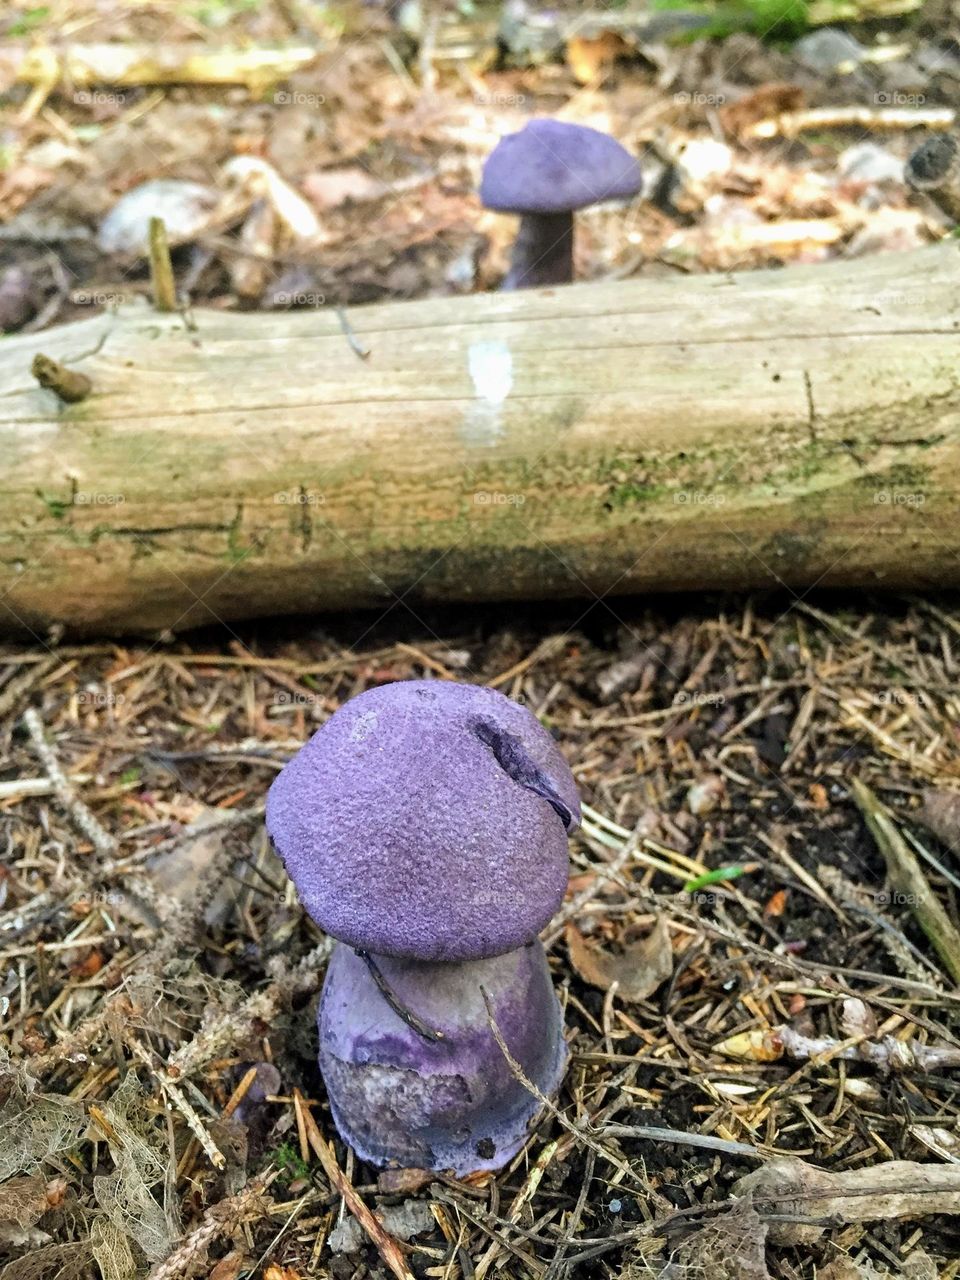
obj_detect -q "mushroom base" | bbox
[318,940,566,1175]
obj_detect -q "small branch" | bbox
[294,1089,416,1280]
[149,217,178,312]
[600,1124,762,1159]
[480,986,645,1190]
[745,104,954,140]
[356,949,444,1042]
[22,707,117,856]
[30,353,92,403]
[850,778,960,984]
[146,1177,272,1280]
[148,216,179,313]
[735,1156,960,1246]
[132,1042,225,1170]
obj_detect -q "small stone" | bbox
[795,28,865,74]
[838,142,904,186]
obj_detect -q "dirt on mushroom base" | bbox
[3,589,960,1277]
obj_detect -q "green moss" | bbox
[271,1141,310,1183]
[607,482,671,507]
[37,490,70,520]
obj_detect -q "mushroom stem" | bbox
[503,211,574,290]
[319,940,566,1174]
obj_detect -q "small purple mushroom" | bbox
[480,118,642,290]
[266,680,580,1175]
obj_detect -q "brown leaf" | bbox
[566,916,672,1002]
[377,1168,433,1195]
[565,32,630,85]
[211,1251,249,1280]
[0,1175,60,1234]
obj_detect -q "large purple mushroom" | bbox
[266,679,580,1175]
[480,118,642,290]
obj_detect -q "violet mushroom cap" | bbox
[480,118,642,289]
[319,941,566,1174]
[265,679,580,963]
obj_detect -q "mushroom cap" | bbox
[319,940,567,1174]
[266,680,580,962]
[480,118,642,215]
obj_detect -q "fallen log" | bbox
[1,242,959,637]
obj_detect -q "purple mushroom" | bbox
[480,119,642,290]
[266,680,580,1175]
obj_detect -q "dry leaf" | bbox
[565,32,630,84]
[764,889,788,917]
[377,1168,433,1195]
[566,916,672,1002]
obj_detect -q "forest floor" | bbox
[3,2,960,1279]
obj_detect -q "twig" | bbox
[147,1177,272,1280]
[149,217,178,311]
[544,1148,595,1280]
[22,706,117,856]
[480,987,645,1190]
[335,307,370,360]
[473,1139,559,1280]
[716,1022,960,1072]
[745,104,954,140]
[132,1042,225,1170]
[356,949,444,1042]
[294,1089,416,1280]
[543,820,647,948]
[600,1124,763,1159]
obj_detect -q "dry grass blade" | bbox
[293,1089,416,1280]
[850,778,960,984]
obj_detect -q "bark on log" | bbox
[1,243,959,637]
